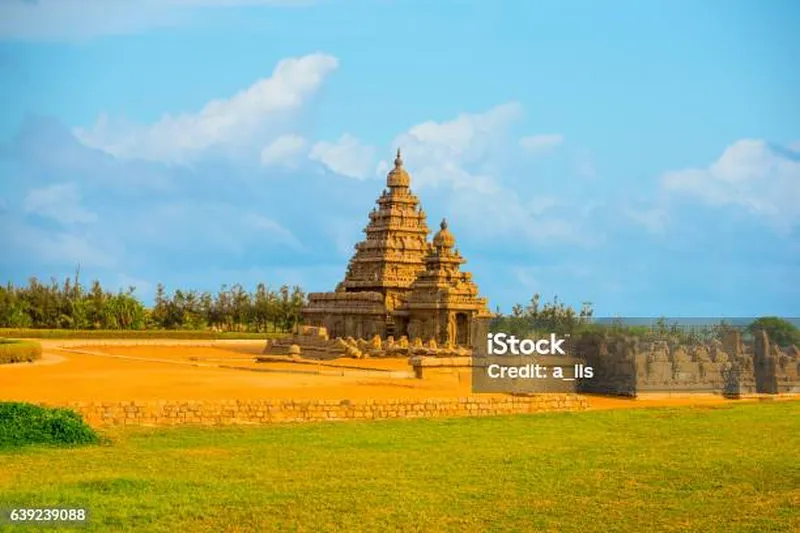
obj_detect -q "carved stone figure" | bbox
[692,346,711,362]
[672,346,691,364]
[447,314,457,346]
[370,335,382,350]
[648,342,670,363]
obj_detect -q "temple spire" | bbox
[433,218,455,250]
[386,148,410,188]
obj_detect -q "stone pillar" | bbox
[722,330,743,358]
[470,317,490,356]
[754,329,778,394]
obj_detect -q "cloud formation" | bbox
[74,53,339,164]
[519,133,564,154]
[260,134,307,167]
[380,102,523,191]
[310,134,376,180]
[661,139,800,233]
[370,103,598,247]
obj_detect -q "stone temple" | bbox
[302,149,493,348]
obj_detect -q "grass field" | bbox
[1,401,798,532]
[0,339,41,364]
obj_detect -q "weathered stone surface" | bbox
[48,395,589,427]
[573,329,797,396]
[300,150,492,348]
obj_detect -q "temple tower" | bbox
[302,150,492,342]
[304,150,432,339]
[395,219,492,346]
[338,149,430,301]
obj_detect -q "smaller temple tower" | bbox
[393,219,492,347]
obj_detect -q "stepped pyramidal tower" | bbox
[303,149,492,346]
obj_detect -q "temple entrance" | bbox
[393,317,409,339]
[456,313,469,346]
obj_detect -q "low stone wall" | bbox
[409,356,472,381]
[45,395,589,427]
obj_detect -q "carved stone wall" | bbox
[573,330,799,396]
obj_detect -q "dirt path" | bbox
[1,341,795,410]
[0,343,460,403]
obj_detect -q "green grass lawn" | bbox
[1,402,798,532]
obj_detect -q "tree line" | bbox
[491,293,800,347]
[491,293,595,337]
[2,275,797,346]
[0,274,306,332]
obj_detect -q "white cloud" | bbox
[378,102,523,191]
[370,103,596,247]
[309,134,376,179]
[260,134,307,167]
[661,139,800,233]
[23,183,97,224]
[448,187,599,247]
[405,102,523,155]
[0,0,313,41]
[519,133,564,154]
[74,53,339,164]
[241,213,305,251]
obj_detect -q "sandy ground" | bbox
[0,342,470,402]
[0,341,792,409]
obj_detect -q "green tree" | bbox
[747,317,800,347]
[0,274,311,334]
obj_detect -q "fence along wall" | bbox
[46,395,588,427]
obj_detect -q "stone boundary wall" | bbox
[572,330,800,396]
[44,395,588,427]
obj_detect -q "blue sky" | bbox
[0,0,798,317]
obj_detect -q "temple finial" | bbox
[441,218,448,230]
[394,148,403,167]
